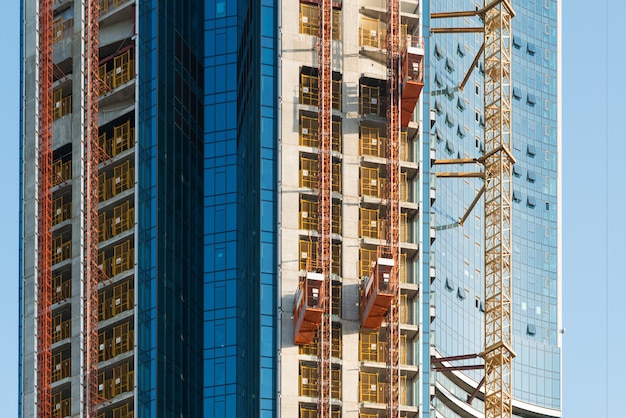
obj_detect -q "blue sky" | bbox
[0,1,622,417]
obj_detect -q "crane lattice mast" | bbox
[36,0,54,415]
[317,0,333,416]
[481,1,515,417]
[83,0,101,415]
[385,0,401,416]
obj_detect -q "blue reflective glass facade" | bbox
[204,0,277,416]
[428,0,561,414]
[137,1,205,416]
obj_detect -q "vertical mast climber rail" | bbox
[430,1,516,417]
[37,0,54,416]
[317,0,333,416]
[84,0,101,415]
[385,0,401,417]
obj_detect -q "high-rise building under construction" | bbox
[19,0,560,417]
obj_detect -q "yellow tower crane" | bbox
[431,1,516,417]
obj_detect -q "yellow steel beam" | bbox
[459,43,485,91]
[431,10,479,19]
[459,185,485,227]
[431,27,484,34]
[435,172,485,178]
[433,158,479,165]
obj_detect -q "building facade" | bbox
[20,0,280,416]
[427,0,562,416]
[19,1,560,418]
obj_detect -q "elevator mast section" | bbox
[317,0,333,416]
[37,0,54,416]
[84,0,101,415]
[385,0,401,416]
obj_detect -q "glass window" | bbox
[512,35,522,48]
[434,43,443,60]
[445,140,455,155]
[445,58,455,73]
[527,324,537,335]
[457,43,466,57]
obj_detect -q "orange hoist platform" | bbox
[400,35,424,127]
[294,272,325,345]
[360,255,396,330]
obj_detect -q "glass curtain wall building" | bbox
[19,0,277,417]
[427,0,561,417]
[19,0,559,417]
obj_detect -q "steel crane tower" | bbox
[385,0,402,416]
[317,0,333,416]
[36,0,101,415]
[481,2,515,416]
[84,0,101,415]
[37,0,54,415]
[431,1,516,417]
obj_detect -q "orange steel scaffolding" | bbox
[84,0,101,415]
[37,0,53,416]
[385,1,401,416]
[360,1,403,416]
[317,0,333,416]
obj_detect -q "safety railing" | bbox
[52,314,71,344]
[360,207,383,239]
[359,332,408,364]
[52,274,71,303]
[53,16,73,43]
[299,196,341,234]
[298,239,341,276]
[359,247,377,278]
[99,282,134,322]
[52,352,71,382]
[299,365,341,398]
[52,392,71,418]
[359,372,408,404]
[98,322,134,362]
[300,74,342,110]
[99,240,134,278]
[99,201,135,242]
[99,161,135,202]
[359,17,407,50]
[299,115,342,152]
[52,159,72,186]
[299,4,342,40]
[99,0,132,14]
[299,157,341,193]
[52,197,72,226]
[298,326,342,358]
[99,49,135,91]
[300,407,340,418]
[52,236,71,265]
[99,120,134,157]
[52,89,72,121]
[98,363,134,399]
